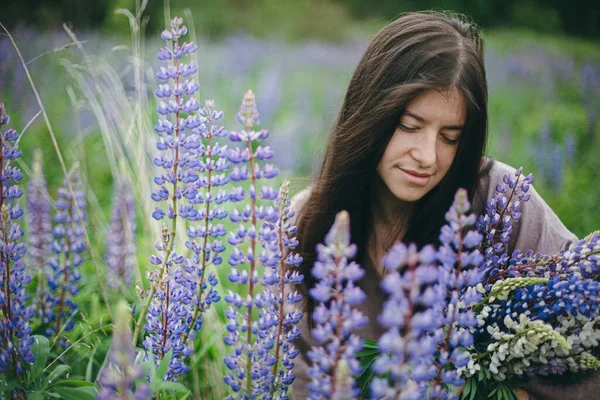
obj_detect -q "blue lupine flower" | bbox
[242,180,304,398]
[460,171,600,385]
[223,90,280,398]
[105,176,137,289]
[141,17,225,381]
[43,164,86,344]
[477,167,534,286]
[305,211,367,400]
[97,300,151,400]
[26,149,53,320]
[370,242,446,399]
[0,102,35,375]
[429,188,482,398]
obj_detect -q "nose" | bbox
[410,130,437,168]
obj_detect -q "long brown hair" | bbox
[295,11,489,325]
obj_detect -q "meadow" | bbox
[0,10,599,399]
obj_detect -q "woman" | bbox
[289,11,597,400]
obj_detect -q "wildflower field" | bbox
[1,7,600,400]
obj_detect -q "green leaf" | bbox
[50,379,95,388]
[85,346,97,382]
[355,348,380,358]
[357,351,380,398]
[52,386,97,400]
[460,377,472,400]
[469,380,478,400]
[27,392,45,400]
[154,381,191,393]
[44,365,71,389]
[29,335,50,380]
[156,349,173,381]
[362,339,379,349]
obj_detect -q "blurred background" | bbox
[2,0,599,233]
[1,0,599,397]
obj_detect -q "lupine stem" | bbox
[490,172,521,238]
[329,259,346,398]
[268,200,287,397]
[245,133,258,394]
[393,257,417,398]
[161,281,171,360]
[433,220,465,387]
[181,127,213,345]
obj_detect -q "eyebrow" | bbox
[403,110,465,131]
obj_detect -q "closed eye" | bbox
[398,123,419,133]
[441,135,459,145]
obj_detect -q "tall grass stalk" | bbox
[0,21,113,322]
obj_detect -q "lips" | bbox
[398,168,432,186]
[400,169,431,178]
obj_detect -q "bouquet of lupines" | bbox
[457,169,600,399]
[350,170,600,399]
[134,16,227,381]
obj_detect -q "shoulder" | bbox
[289,186,313,224]
[474,157,578,254]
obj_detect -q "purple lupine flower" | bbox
[228,180,304,398]
[306,211,367,400]
[467,236,600,381]
[105,176,137,289]
[0,102,35,375]
[476,167,534,286]
[223,90,280,397]
[429,188,483,398]
[43,164,86,343]
[370,242,446,399]
[180,98,228,342]
[139,17,225,381]
[97,300,151,400]
[26,149,53,320]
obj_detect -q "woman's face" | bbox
[376,88,467,202]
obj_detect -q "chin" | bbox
[391,187,427,202]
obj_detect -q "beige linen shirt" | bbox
[289,159,581,399]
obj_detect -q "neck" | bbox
[367,176,415,271]
[370,175,414,225]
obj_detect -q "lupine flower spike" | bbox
[44,163,86,345]
[306,211,367,400]
[222,90,279,397]
[26,149,53,320]
[0,102,35,375]
[476,167,534,283]
[223,180,303,398]
[429,188,483,398]
[179,97,229,345]
[105,174,137,289]
[138,17,225,380]
[262,180,304,398]
[97,300,151,400]
[370,243,445,399]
